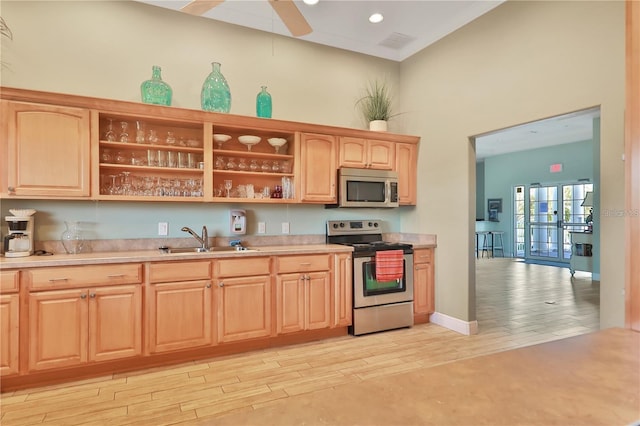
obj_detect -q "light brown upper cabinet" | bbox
[2,101,90,198]
[298,133,337,203]
[338,137,395,170]
[395,143,417,205]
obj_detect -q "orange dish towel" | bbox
[375,250,404,282]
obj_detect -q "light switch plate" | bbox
[158,222,168,236]
[281,222,290,234]
[258,222,266,234]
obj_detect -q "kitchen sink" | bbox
[159,246,259,254]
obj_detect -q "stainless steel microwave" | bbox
[334,167,399,208]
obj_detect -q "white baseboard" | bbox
[429,312,478,335]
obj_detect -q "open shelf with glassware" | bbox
[97,114,206,200]
[211,125,296,202]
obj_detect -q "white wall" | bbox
[399,0,625,328]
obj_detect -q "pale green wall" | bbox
[481,139,595,257]
[0,0,627,328]
[0,200,403,241]
[399,1,625,328]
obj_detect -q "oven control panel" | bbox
[327,220,381,236]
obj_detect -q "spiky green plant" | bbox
[0,17,12,40]
[356,79,396,122]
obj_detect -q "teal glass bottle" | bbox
[256,86,272,118]
[140,65,172,106]
[201,62,231,113]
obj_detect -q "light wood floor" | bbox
[0,259,602,425]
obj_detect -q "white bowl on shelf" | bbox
[213,134,231,149]
[238,135,261,151]
[9,209,36,217]
[267,138,287,153]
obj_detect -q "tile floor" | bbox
[0,258,602,425]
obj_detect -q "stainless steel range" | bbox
[326,220,414,336]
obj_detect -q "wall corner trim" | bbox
[430,312,479,335]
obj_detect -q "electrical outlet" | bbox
[158,222,168,236]
[281,222,290,234]
[258,222,266,234]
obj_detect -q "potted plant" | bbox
[356,79,397,132]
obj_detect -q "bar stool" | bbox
[492,231,505,257]
[479,232,491,258]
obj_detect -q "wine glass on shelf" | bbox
[120,172,132,195]
[107,175,119,195]
[224,179,232,198]
[119,122,129,143]
[104,118,116,141]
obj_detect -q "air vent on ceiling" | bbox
[378,32,415,50]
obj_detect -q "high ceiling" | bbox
[136,0,504,62]
[135,0,597,159]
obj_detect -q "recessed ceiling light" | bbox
[303,0,319,5]
[369,13,384,24]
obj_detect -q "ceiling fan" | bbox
[181,0,312,37]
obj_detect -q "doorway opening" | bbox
[473,107,600,339]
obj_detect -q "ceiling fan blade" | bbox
[268,0,312,37]
[181,0,225,16]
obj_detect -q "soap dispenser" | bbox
[230,209,246,235]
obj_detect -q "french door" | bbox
[514,183,592,262]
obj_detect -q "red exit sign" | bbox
[550,163,563,173]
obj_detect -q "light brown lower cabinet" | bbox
[413,248,435,324]
[28,285,142,371]
[0,270,19,377]
[215,257,272,343]
[0,293,19,376]
[5,251,353,391]
[276,271,331,334]
[276,254,331,334]
[147,261,213,353]
[333,253,353,327]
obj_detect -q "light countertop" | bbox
[0,244,353,269]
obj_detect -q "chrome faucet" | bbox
[181,226,209,250]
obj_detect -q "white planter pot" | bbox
[369,120,388,132]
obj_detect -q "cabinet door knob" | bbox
[80,293,87,299]
[218,282,224,287]
[7,186,15,193]
[89,293,96,298]
[206,284,212,288]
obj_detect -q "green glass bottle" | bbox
[256,86,272,118]
[140,65,172,106]
[201,62,231,113]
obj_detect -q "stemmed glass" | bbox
[119,122,129,143]
[107,175,119,195]
[224,179,232,198]
[120,172,132,195]
[104,118,116,141]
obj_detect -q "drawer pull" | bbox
[299,262,312,266]
[48,278,69,282]
[107,274,126,278]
